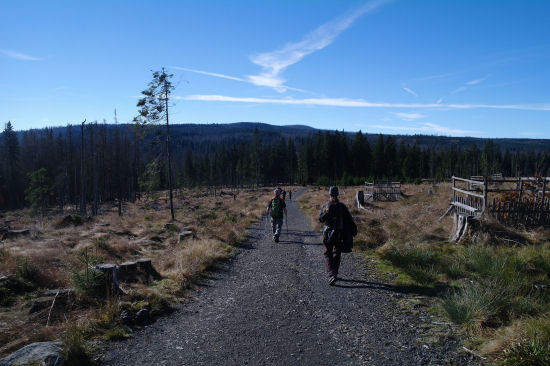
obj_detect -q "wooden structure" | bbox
[364,181,401,201]
[449,176,550,234]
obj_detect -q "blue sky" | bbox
[1,0,549,138]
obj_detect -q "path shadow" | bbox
[334,278,453,297]
[279,240,322,246]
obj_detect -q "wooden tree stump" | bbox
[178,231,194,243]
[95,264,119,296]
[6,229,30,238]
[136,258,161,282]
[355,190,367,210]
[118,261,137,283]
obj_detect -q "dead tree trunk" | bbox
[80,120,86,217]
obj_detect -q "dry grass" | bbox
[0,187,271,357]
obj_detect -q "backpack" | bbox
[271,197,283,218]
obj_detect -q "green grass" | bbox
[502,340,550,366]
[104,327,132,341]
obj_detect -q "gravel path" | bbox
[103,190,478,365]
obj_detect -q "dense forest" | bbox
[1,120,550,212]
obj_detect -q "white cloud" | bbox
[392,112,425,120]
[176,94,550,111]
[402,87,418,97]
[436,97,444,104]
[466,74,491,85]
[451,86,467,94]
[248,0,388,91]
[369,122,480,136]
[170,66,245,82]
[0,48,41,61]
[170,65,307,93]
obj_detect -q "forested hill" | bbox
[2,120,550,211]
[14,122,550,152]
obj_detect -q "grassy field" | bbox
[0,187,278,361]
[298,184,550,365]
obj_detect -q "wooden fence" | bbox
[365,181,401,201]
[488,197,550,227]
[451,176,550,227]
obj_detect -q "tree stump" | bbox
[178,231,194,243]
[136,258,161,282]
[6,229,30,238]
[95,264,119,296]
[118,261,137,283]
[355,190,367,210]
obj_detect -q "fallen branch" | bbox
[462,346,487,360]
[46,290,60,326]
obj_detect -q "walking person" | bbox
[280,187,287,200]
[319,186,357,285]
[288,190,292,200]
[267,188,287,243]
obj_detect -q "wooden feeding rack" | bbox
[364,181,401,201]
[448,176,550,232]
[451,176,487,218]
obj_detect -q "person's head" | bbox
[329,186,339,201]
[274,188,281,196]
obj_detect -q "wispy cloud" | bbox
[0,48,41,61]
[248,0,388,91]
[369,122,480,136]
[170,65,308,93]
[176,94,550,111]
[392,112,425,120]
[436,97,444,104]
[413,73,453,82]
[465,74,491,85]
[451,86,467,94]
[171,66,245,82]
[402,87,418,97]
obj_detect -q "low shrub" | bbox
[73,269,105,299]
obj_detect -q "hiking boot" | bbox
[274,235,279,243]
[328,276,336,286]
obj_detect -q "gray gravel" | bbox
[102,190,479,365]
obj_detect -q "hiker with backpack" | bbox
[319,186,357,286]
[266,188,287,243]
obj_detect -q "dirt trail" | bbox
[103,190,476,365]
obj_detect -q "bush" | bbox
[73,248,106,298]
[73,268,105,299]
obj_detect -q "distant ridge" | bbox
[13,121,550,152]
